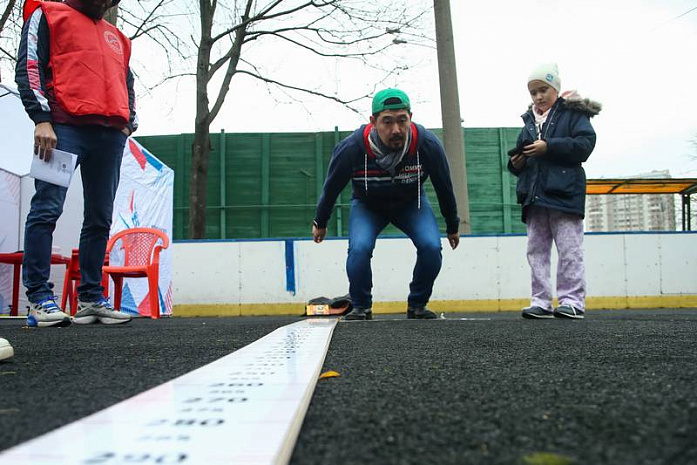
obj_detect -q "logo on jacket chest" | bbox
[104,31,123,55]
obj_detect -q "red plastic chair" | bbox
[102,228,170,319]
[60,249,109,316]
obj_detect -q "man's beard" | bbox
[388,138,405,150]
[83,4,109,19]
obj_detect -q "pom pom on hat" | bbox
[528,63,561,93]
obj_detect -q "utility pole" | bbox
[434,0,471,233]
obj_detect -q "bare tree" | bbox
[0,0,16,35]
[186,0,430,238]
[0,0,20,73]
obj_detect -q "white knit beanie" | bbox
[527,63,561,93]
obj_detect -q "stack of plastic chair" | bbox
[102,227,170,319]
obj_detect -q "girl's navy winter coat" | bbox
[507,97,601,222]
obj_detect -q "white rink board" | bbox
[0,319,338,465]
[172,233,697,306]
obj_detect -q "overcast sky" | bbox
[3,1,696,179]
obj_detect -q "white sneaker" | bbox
[0,338,13,361]
[27,298,71,327]
[74,298,132,325]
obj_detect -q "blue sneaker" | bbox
[27,298,71,327]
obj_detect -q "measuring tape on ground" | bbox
[0,318,337,464]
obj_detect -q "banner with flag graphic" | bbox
[0,168,21,314]
[110,138,174,317]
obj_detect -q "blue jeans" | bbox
[347,196,443,310]
[23,124,126,303]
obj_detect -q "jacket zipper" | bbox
[529,101,560,203]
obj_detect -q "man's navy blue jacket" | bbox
[507,97,601,222]
[315,123,460,234]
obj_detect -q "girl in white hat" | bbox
[508,63,602,320]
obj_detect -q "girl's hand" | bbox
[522,140,547,157]
[511,153,526,170]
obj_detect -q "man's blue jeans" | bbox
[347,196,443,310]
[23,124,126,303]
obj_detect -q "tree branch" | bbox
[210,0,333,44]
[147,72,196,92]
[127,0,167,40]
[245,29,392,59]
[0,44,16,61]
[207,0,253,124]
[235,68,365,114]
[0,0,16,37]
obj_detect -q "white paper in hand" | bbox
[29,147,78,188]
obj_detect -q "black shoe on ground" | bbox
[521,306,554,319]
[344,307,373,321]
[407,307,437,319]
[554,305,585,319]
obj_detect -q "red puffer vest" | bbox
[40,1,131,122]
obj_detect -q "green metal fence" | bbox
[135,127,525,240]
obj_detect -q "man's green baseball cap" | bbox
[372,88,411,115]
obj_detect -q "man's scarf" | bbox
[368,126,412,177]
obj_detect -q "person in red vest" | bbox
[15,0,136,327]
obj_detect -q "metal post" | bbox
[334,126,343,236]
[219,130,226,239]
[261,134,270,238]
[176,134,186,239]
[498,128,512,233]
[315,134,324,204]
[684,194,692,231]
[434,0,471,233]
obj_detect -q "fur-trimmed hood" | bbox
[562,96,602,118]
[526,93,602,118]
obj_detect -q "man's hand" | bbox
[34,122,57,162]
[447,232,459,250]
[312,224,327,243]
[522,140,547,157]
[511,153,526,170]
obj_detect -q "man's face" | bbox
[528,81,559,113]
[82,0,113,19]
[370,109,412,150]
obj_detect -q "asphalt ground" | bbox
[1,309,696,465]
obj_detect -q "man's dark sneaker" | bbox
[344,307,373,321]
[554,305,585,319]
[407,306,437,319]
[521,306,554,319]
